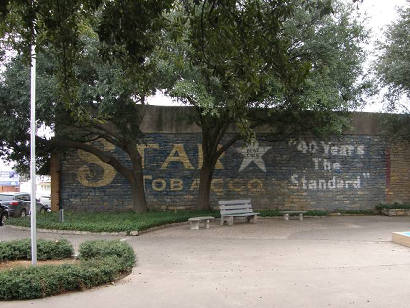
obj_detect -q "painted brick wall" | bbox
[387,141,410,204]
[59,129,390,211]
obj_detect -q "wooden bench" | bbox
[188,216,215,230]
[279,211,307,221]
[218,199,259,226]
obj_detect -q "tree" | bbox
[0,37,153,212]
[158,0,371,210]
[0,0,173,213]
[375,6,410,110]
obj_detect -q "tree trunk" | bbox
[129,173,147,213]
[198,162,215,211]
[197,121,238,211]
[126,142,147,213]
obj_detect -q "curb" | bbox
[6,225,129,236]
[137,221,189,235]
[5,221,191,237]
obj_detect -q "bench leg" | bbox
[227,216,234,226]
[283,213,289,221]
[249,215,257,224]
[190,221,199,230]
[220,216,225,226]
[299,213,303,221]
[205,219,210,229]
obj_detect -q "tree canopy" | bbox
[375,6,410,111]
[1,0,373,211]
[0,0,174,212]
[157,0,371,209]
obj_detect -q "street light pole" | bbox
[30,38,37,266]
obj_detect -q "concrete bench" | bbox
[279,211,307,221]
[188,216,215,230]
[219,199,259,226]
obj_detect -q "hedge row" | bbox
[0,239,73,262]
[376,203,410,210]
[79,240,135,269]
[0,239,136,300]
[259,209,328,217]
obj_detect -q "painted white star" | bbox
[235,142,271,172]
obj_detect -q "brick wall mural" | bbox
[386,142,410,204]
[58,128,389,211]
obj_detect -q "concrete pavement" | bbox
[1,216,409,308]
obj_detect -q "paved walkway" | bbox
[1,216,410,308]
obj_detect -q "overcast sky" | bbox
[0,0,409,171]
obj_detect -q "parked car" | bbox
[0,192,50,218]
[0,203,7,226]
[39,195,51,207]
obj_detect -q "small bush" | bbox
[259,209,328,217]
[0,240,136,300]
[0,239,73,262]
[376,203,410,211]
[259,209,281,217]
[305,210,328,216]
[79,240,136,270]
[333,209,377,215]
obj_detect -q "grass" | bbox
[7,210,220,234]
[8,209,330,234]
[7,206,381,234]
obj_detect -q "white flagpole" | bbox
[30,38,37,266]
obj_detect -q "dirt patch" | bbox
[0,259,79,271]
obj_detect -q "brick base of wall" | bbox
[382,208,410,216]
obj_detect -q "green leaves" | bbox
[375,6,410,110]
[159,0,370,138]
[0,239,135,300]
[98,0,173,65]
[0,239,73,262]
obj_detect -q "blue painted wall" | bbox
[60,133,386,211]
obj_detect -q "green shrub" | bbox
[333,209,377,215]
[259,209,328,217]
[376,203,410,210]
[0,257,129,300]
[79,240,136,270]
[0,239,73,262]
[259,209,281,217]
[0,240,136,300]
[304,210,328,216]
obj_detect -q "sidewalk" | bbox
[1,216,410,308]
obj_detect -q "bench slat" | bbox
[188,216,215,221]
[219,204,253,210]
[218,199,258,226]
[220,209,254,215]
[222,213,259,217]
[218,200,251,206]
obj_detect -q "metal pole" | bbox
[30,40,37,266]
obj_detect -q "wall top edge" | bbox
[140,105,405,136]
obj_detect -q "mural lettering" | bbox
[288,139,370,191]
[143,176,265,195]
[77,139,117,187]
[75,138,374,198]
